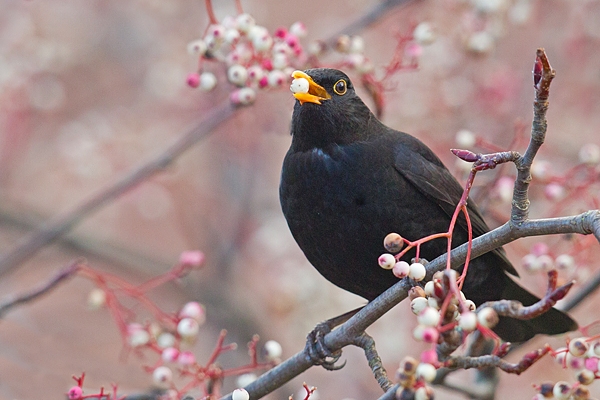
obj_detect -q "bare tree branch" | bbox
[0,259,82,318]
[0,102,235,278]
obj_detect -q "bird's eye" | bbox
[333,79,347,95]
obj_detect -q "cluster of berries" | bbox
[186,14,308,106]
[533,336,600,399]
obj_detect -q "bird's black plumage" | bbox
[280,68,576,342]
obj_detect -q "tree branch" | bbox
[0,102,235,278]
[0,259,82,318]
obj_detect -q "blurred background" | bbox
[0,0,599,398]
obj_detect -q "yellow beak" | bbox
[291,70,331,105]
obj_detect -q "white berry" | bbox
[410,297,429,315]
[232,389,250,400]
[187,39,207,55]
[476,307,499,328]
[413,22,436,45]
[417,307,441,327]
[177,317,200,338]
[458,311,477,332]
[416,363,437,382]
[199,72,217,91]
[227,64,248,86]
[179,301,206,324]
[455,129,476,148]
[393,261,410,278]
[264,339,283,360]
[569,338,589,357]
[378,253,396,270]
[408,262,426,281]
[152,366,173,388]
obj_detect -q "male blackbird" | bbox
[279,68,576,342]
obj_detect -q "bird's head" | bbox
[289,68,375,151]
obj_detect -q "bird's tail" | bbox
[491,274,577,343]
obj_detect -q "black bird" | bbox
[279,68,576,342]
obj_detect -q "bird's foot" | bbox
[305,321,345,370]
[304,307,363,370]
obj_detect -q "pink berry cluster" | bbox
[185,2,428,112]
[69,251,279,399]
[521,242,576,274]
[532,337,600,399]
[186,11,308,106]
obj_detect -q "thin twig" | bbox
[0,102,235,278]
[0,259,83,318]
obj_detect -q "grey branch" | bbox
[0,260,82,318]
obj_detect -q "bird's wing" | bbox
[392,136,518,276]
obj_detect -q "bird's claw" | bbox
[305,322,345,370]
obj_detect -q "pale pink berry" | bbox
[405,42,423,59]
[187,39,207,55]
[566,353,585,370]
[417,307,441,327]
[536,254,554,271]
[463,300,476,312]
[272,53,288,70]
[228,65,248,86]
[416,363,437,382]
[415,386,434,400]
[521,253,541,272]
[531,160,551,179]
[494,176,513,203]
[289,21,307,38]
[477,307,499,328]
[179,250,204,266]
[235,14,255,33]
[393,261,410,278]
[152,366,173,388]
[544,183,564,200]
[230,87,256,106]
[552,381,572,400]
[531,242,550,256]
[87,288,106,309]
[162,347,179,363]
[128,323,150,347]
[409,262,426,281]
[569,338,589,357]
[68,386,83,400]
[428,296,440,310]
[421,327,439,343]
[413,22,436,45]
[264,340,283,360]
[267,70,286,87]
[555,254,575,270]
[187,73,200,88]
[411,297,428,315]
[247,65,265,82]
[467,31,494,54]
[579,143,600,165]
[458,311,477,332]
[208,24,225,38]
[232,388,250,400]
[177,317,200,338]
[349,36,365,54]
[157,332,176,348]
[177,350,196,365]
[224,28,240,44]
[236,373,258,387]
[455,129,476,148]
[378,253,396,270]
[250,28,272,52]
[199,72,217,91]
[179,301,206,323]
[413,324,425,341]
